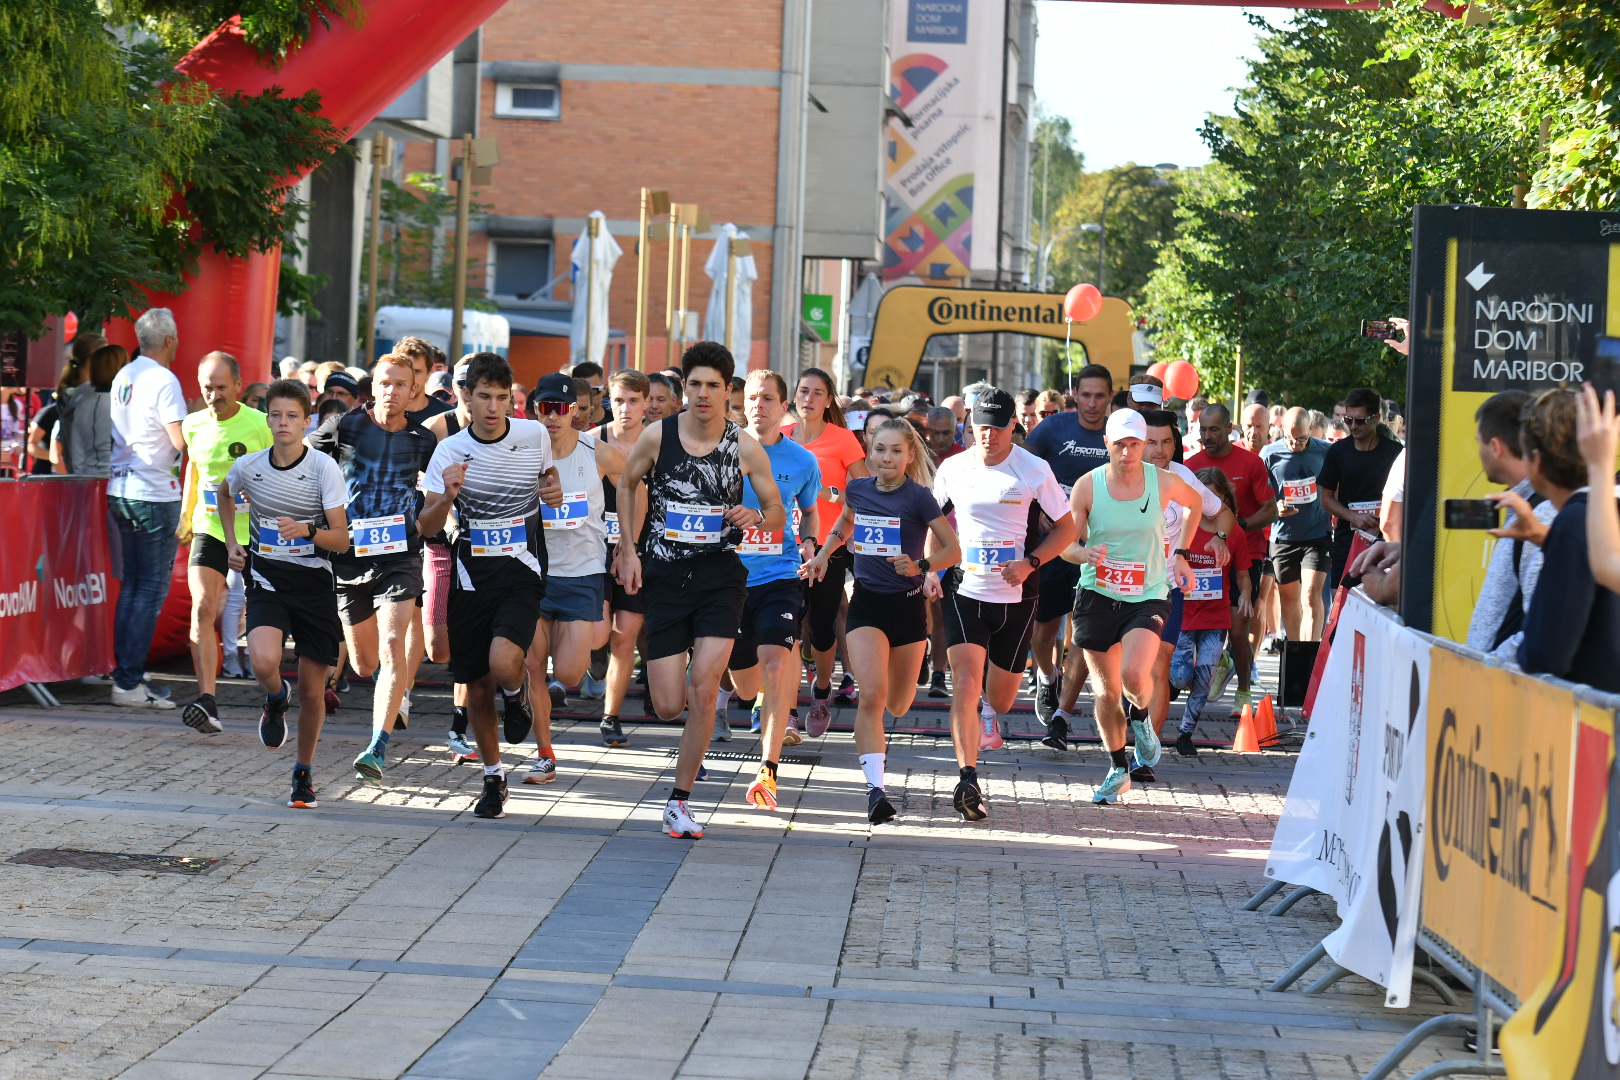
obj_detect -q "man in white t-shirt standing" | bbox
[108,308,188,708]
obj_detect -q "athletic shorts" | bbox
[845,580,928,648]
[447,581,543,684]
[941,584,1038,672]
[1072,588,1173,652]
[246,581,341,667]
[189,534,230,576]
[539,573,607,624]
[804,546,852,652]
[607,546,646,615]
[1035,557,1082,623]
[1270,536,1332,585]
[1160,588,1184,643]
[423,543,452,626]
[730,578,806,670]
[336,554,425,626]
[644,553,747,662]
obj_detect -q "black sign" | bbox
[1452,237,1607,392]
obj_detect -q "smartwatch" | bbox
[916,558,931,574]
[1215,531,1229,541]
[1173,548,1193,558]
[1027,553,1042,570]
[306,522,318,540]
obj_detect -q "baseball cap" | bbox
[425,371,453,395]
[1245,388,1270,407]
[534,372,577,403]
[1105,408,1148,443]
[969,386,1017,429]
[323,371,359,398]
[1129,382,1164,406]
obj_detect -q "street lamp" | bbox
[1095,162,1177,294]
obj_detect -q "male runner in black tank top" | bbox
[615,342,785,839]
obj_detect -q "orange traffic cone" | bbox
[1255,694,1279,748]
[1231,702,1260,752]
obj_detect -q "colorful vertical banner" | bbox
[883,0,1005,282]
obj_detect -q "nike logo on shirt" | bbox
[1139,497,1150,513]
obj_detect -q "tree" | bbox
[359,172,497,322]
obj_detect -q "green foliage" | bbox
[105,0,361,61]
[361,172,497,318]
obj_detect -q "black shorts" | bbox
[336,554,425,626]
[1271,536,1332,585]
[246,582,341,667]
[189,534,230,576]
[730,578,806,670]
[447,581,543,684]
[1072,588,1172,652]
[845,580,928,648]
[941,585,1038,672]
[804,546,852,652]
[1035,557,1081,623]
[644,553,748,662]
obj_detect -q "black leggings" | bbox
[805,546,852,652]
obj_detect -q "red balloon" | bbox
[1163,360,1200,401]
[1146,361,1169,382]
[1063,283,1103,323]
[63,312,78,342]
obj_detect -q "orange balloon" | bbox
[1063,283,1103,323]
[1163,360,1201,401]
[1146,361,1168,383]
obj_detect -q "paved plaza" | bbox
[0,661,1465,1079]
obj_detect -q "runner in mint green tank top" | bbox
[1079,462,1170,601]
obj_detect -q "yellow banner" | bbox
[1423,648,1578,1002]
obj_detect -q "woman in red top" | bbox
[788,368,869,734]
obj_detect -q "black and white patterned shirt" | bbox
[644,416,744,564]
[422,418,554,590]
[225,447,348,591]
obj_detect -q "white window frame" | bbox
[494,82,561,120]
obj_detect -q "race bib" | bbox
[468,516,528,556]
[1096,557,1147,597]
[850,513,900,556]
[1349,499,1382,540]
[1187,568,1224,601]
[1282,476,1318,505]
[962,538,1021,575]
[664,501,725,544]
[258,524,314,558]
[352,514,407,558]
[202,488,250,517]
[541,491,589,531]
[604,510,620,543]
[737,525,784,556]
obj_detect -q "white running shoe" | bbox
[580,673,607,700]
[712,707,732,742]
[664,799,703,839]
[978,700,1003,751]
[112,682,176,710]
[521,755,557,784]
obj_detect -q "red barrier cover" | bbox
[0,479,115,691]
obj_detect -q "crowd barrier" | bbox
[1263,590,1619,1079]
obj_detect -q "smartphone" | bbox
[1444,498,1501,530]
[1362,319,1397,341]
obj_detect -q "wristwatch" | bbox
[754,507,766,526]
[1215,531,1229,541]
[306,522,317,540]
[916,558,931,573]
[1173,548,1192,558]
[1027,553,1042,569]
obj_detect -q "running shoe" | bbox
[394,694,409,730]
[928,671,949,699]
[600,717,629,748]
[1129,707,1162,768]
[1034,677,1059,727]
[324,687,341,714]
[580,673,606,700]
[1092,765,1131,805]
[745,766,778,810]
[916,654,930,687]
[712,706,732,742]
[1041,714,1070,752]
[447,731,479,764]
[749,695,762,733]
[181,696,222,735]
[259,684,289,748]
[548,680,567,711]
[502,676,534,744]
[474,772,508,818]
[1210,651,1235,704]
[353,745,385,785]
[696,763,709,782]
[288,770,318,809]
[867,787,897,825]
[1175,731,1199,757]
[521,755,556,784]
[1130,764,1157,783]
[220,653,244,679]
[832,674,857,708]
[664,799,703,838]
[806,698,832,738]
[336,675,350,693]
[952,775,988,821]
[782,710,803,747]
[979,701,1003,752]
[1229,688,1252,720]
[111,681,176,710]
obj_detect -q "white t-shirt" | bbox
[1382,448,1406,504]
[1163,460,1223,554]
[933,444,1071,604]
[109,355,186,501]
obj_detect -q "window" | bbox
[491,240,553,301]
[495,82,560,119]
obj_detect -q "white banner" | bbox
[1264,592,1431,1006]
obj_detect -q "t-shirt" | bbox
[788,422,866,544]
[184,406,273,544]
[1261,437,1331,544]
[422,418,554,590]
[1181,523,1252,631]
[225,446,348,590]
[932,445,1070,604]
[309,410,439,564]
[739,436,822,588]
[109,355,186,501]
[1162,460,1223,557]
[1023,410,1109,491]
[1187,443,1274,561]
[843,476,942,594]
[1319,434,1404,551]
[405,397,455,427]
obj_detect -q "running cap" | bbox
[1105,408,1148,443]
[1129,382,1164,406]
[969,386,1017,429]
[323,371,359,398]
[453,358,471,386]
[426,370,453,395]
[534,372,577,403]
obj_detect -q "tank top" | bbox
[644,415,743,563]
[543,431,607,577]
[1079,464,1169,602]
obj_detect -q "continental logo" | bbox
[925,296,1063,326]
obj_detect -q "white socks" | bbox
[859,752,886,792]
[484,763,503,777]
[716,689,731,712]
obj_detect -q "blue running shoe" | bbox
[353,747,385,785]
[697,763,709,782]
[1093,765,1132,805]
[749,695,762,733]
[1129,709,1162,769]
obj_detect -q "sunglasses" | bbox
[535,400,571,416]
[1040,409,1060,418]
[1344,415,1372,426]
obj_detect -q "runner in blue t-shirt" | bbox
[727,370,822,812]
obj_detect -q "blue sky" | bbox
[1033,2,1270,171]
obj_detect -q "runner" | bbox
[178,352,272,734]
[596,370,649,747]
[802,417,957,823]
[788,367,869,735]
[396,337,456,426]
[1261,406,1332,641]
[1172,468,1253,756]
[614,342,785,840]
[1319,387,1403,588]
[726,369,821,811]
[517,373,625,784]
[418,353,564,819]
[309,354,439,785]
[217,380,349,808]
[1065,408,1203,804]
[933,387,1075,814]
[1023,364,1113,744]
[645,373,680,423]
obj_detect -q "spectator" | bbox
[511,381,529,419]
[240,382,269,411]
[1576,385,1620,592]
[26,389,65,474]
[1350,539,1402,608]
[108,308,188,708]
[52,332,109,474]
[68,343,124,478]
[1380,448,1405,542]
[1514,389,1620,691]
[1319,387,1403,587]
